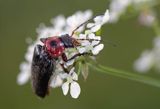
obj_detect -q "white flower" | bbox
[109,0,131,23]
[109,0,155,23]
[17,62,31,85]
[134,37,160,73]
[61,68,81,99]
[78,33,104,55]
[87,9,110,32]
[49,64,64,88]
[134,50,154,73]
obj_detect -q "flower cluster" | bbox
[18,9,109,99]
[109,0,156,24]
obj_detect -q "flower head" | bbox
[77,33,104,55]
[134,37,160,73]
[61,68,81,99]
[18,9,109,99]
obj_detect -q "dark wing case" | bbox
[31,44,55,98]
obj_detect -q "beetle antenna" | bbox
[76,38,117,47]
[71,14,103,37]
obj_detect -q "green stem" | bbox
[89,64,160,88]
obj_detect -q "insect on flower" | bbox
[31,17,102,98]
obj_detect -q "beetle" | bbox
[31,17,100,98]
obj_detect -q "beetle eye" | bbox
[50,41,57,47]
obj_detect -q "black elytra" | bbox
[31,44,56,98]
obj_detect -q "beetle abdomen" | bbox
[31,45,55,98]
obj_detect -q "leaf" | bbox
[81,63,89,80]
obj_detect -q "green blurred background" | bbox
[1,0,160,109]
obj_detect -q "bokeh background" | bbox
[1,0,160,109]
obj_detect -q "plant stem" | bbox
[89,63,160,88]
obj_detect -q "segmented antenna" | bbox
[70,14,103,37]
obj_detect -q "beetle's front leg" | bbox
[60,63,69,73]
[62,52,91,62]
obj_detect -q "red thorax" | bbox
[41,37,65,58]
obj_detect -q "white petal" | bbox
[79,34,86,39]
[87,23,95,28]
[59,73,68,79]
[71,72,78,81]
[94,16,103,23]
[91,41,100,46]
[66,59,75,66]
[17,72,30,85]
[91,24,101,32]
[92,44,104,55]
[102,9,110,24]
[70,82,81,99]
[62,82,69,95]
[81,40,90,46]
[78,47,86,54]
[85,30,92,35]
[69,67,75,74]
[51,15,66,28]
[94,36,101,40]
[50,75,63,88]
[88,33,95,39]
[134,51,154,72]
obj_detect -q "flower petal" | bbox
[102,9,110,24]
[134,50,154,72]
[88,33,95,39]
[87,23,95,28]
[70,82,81,99]
[79,34,86,39]
[71,72,78,81]
[92,44,104,55]
[66,59,75,66]
[59,73,68,79]
[94,16,103,23]
[69,67,75,74]
[91,41,100,46]
[77,47,86,54]
[62,82,69,95]
[50,74,63,88]
[91,24,101,32]
[17,72,30,85]
[81,40,90,46]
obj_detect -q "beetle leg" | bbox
[61,53,68,62]
[67,52,91,62]
[60,63,69,73]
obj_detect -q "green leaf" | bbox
[88,63,160,88]
[81,63,89,80]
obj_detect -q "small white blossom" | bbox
[61,68,81,99]
[134,37,160,73]
[78,33,104,55]
[109,0,131,23]
[87,9,110,32]
[134,50,154,73]
[17,62,31,85]
[50,64,64,88]
[109,0,155,23]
